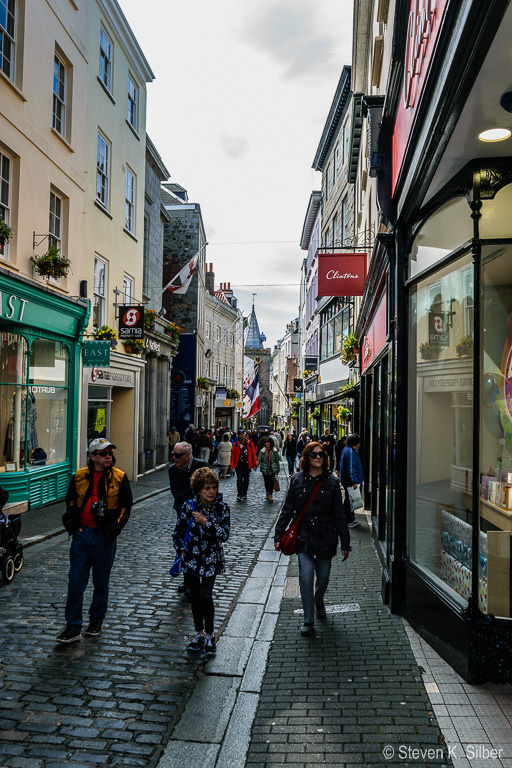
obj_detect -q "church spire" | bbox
[245,302,266,349]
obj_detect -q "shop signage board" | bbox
[392,0,449,192]
[317,253,367,297]
[293,379,304,392]
[428,311,449,347]
[83,340,111,367]
[87,367,134,387]
[119,305,144,340]
[305,356,318,370]
[170,334,197,435]
[361,291,387,372]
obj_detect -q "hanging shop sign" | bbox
[317,254,367,298]
[392,0,448,192]
[119,305,144,340]
[83,340,111,368]
[305,356,318,371]
[361,291,387,372]
[428,311,450,347]
[293,379,304,393]
[216,387,227,400]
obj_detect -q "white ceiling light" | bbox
[477,128,511,142]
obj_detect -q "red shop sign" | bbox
[361,291,387,372]
[317,253,367,298]
[391,0,448,193]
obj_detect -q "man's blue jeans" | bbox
[297,551,332,625]
[65,528,116,629]
[286,455,295,475]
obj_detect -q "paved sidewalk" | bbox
[18,466,171,545]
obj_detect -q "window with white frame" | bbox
[333,144,339,185]
[216,326,221,342]
[230,333,234,348]
[49,191,62,251]
[123,274,133,303]
[215,363,220,382]
[52,54,66,136]
[99,27,113,92]
[205,360,210,378]
[223,365,227,386]
[0,0,15,82]
[93,256,107,328]
[325,166,330,199]
[342,197,349,242]
[230,367,234,388]
[324,230,330,249]
[332,214,338,246]
[96,131,110,208]
[125,166,135,234]
[0,150,12,259]
[127,75,138,131]
[206,321,211,339]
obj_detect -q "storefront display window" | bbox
[408,252,474,605]
[0,335,69,471]
[87,385,111,444]
[480,243,512,618]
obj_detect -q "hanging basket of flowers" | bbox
[310,407,321,420]
[144,309,158,331]
[197,376,210,390]
[94,325,118,349]
[419,342,437,360]
[165,322,184,343]
[456,334,473,358]
[30,243,71,279]
[341,333,359,364]
[0,220,14,248]
[226,388,240,399]
[123,338,145,354]
[337,405,352,421]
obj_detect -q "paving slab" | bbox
[222,603,264,638]
[238,577,272,605]
[264,585,285,613]
[215,692,259,768]
[256,612,278,642]
[171,676,240,743]
[241,641,271,693]
[157,740,219,768]
[204,636,253,677]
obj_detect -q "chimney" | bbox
[205,263,215,295]
[223,281,234,306]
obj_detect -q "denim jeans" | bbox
[286,455,295,475]
[65,527,116,629]
[297,551,332,625]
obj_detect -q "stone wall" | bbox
[162,207,201,333]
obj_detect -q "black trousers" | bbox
[184,572,216,634]
[236,463,250,497]
[343,485,355,524]
[263,472,275,495]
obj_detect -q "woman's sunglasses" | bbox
[309,451,325,458]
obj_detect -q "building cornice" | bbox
[97,0,154,83]
[300,191,322,250]
[312,65,352,171]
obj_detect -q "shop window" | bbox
[0,336,69,472]
[0,149,12,261]
[408,252,474,606]
[87,385,111,444]
[480,243,512,618]
[409,197,472,279]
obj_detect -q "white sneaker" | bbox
[348,521,361,528]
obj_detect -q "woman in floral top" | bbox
[172,466,230,656]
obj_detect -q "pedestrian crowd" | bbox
[54,423,364,657]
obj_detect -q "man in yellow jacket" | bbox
[56,438,133,643]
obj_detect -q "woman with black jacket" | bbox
[274,442,350,636]
[282,433,298,476]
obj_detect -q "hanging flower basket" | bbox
[456,334,473,357]
[0,220,14,247]
[94,325,118,349]
[226,388,240,399]
[165,322,184,343]
[197,376,209,390]
[123,338,145,354]
[144,309,158,331]
[419,342,436,360]
[310,408,321,420]
[337,406,352,421]
[30,243,71,279]
[341,333,359,364]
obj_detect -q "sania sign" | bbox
[317,253,367,298]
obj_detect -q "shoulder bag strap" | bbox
[182,500,195,546]
[293,476,323,528]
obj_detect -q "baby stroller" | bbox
[0,487,23,584]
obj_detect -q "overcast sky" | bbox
[119,0,353,349]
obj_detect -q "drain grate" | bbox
[294,602,361,615]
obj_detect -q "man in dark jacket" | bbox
[57,438,133,644]
[340,434,363,528]
[168,442,208,514]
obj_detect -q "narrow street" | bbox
[0,471,282,768]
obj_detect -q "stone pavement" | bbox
[0,464,284,768]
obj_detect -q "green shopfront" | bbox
[0,270,89,506]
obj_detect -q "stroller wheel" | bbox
[14,552,23,573]
[1,555,15,584]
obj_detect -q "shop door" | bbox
[87,386,111,443]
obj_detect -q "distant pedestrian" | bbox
[339,434,363,528]
[173,467,230,656]
[274,442,350,637]
[217,433,233,479]
[282,433,298,476]
[168,426,180,461]
[320,428,336,469]
[257,438,280,502]
[57,438,133,643]
[184,425,200,458]
[198,428,213,463]
[335,435,347,476]
[230,430,257,501]
[296,431,309,460]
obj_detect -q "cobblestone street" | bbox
[0,470,283,768]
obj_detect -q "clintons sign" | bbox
[317,253,367,298]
